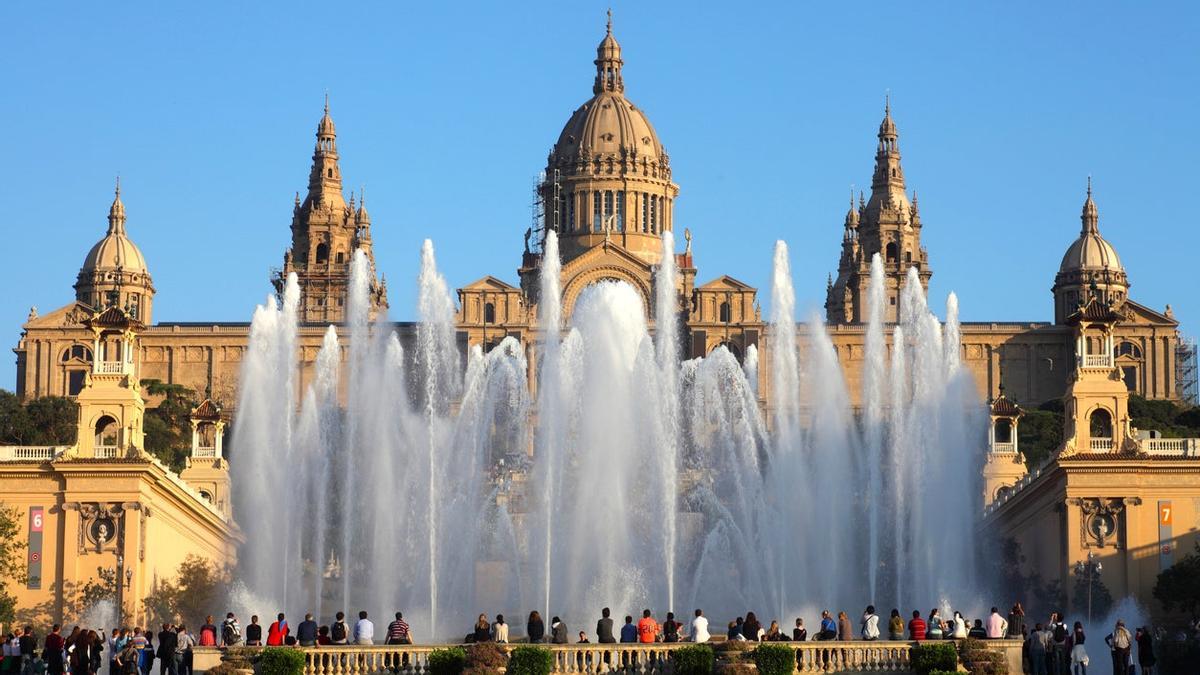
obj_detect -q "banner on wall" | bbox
[27,506,43,589]
[1158,500,1174,571]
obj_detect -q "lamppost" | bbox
[114,555,133,627]
[1074,551,1103,624]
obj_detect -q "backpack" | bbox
[1053,623,1068,643]
[222,623,240,645]
[331,622,347,642]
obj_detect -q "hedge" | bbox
[506,645,554,675]
[911,642,959,675]
[752,643,795,675]
[672,644,715,675]
[428,647,468,675]
[257,648,306,675]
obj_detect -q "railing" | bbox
[95,445,120,459]
[0,445,69,461]
[991,442,1016,454]
[1142,438,1200,457]
[193,446,220,459]
[95,361,127,374]
[1089,438,1114,452]
[1081,354,1113,369]
[260,642,931,675]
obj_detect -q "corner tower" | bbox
[826,101,931,324]
[537,12,679,266]
[274,98,388,324]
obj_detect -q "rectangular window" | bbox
[617,192,625,232]
[567,192,575,231]
[68,370,85,396]
[642,194,649,232]
[650,196,658,233]
[593,191,602,232]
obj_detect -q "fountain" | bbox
[231,237,985,639]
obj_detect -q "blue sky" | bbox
[2,2,1197,389]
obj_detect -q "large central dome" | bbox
[541,14,679,266]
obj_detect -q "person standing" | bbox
[491,616,508,644]
[43,625,65,675]
[155,626,176,675]
[837,612,853,641]
[330,613,348,646]
[526,612,545,644]
[1135,626,1155,675]
[386,613,411,645]
[861,606,880,641]
[596,609,615,644]
[691,610,710,643]
[636,610,659,644]
[174,626,193,675]
[1006,604,1025,639]
[115,640,139,675]
[1050,614,1068,675]
[353,612,374,646]
[987,607,1008,639]
[241,617,260,648]
[1069,622,1087,675]
[1028,624,1048,675]
[908,611,926,641]
[1105,620,1132,675]
[266,615,288,647]
[297,615,318,648]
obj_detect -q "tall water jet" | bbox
[655,230,680,608]
[863,253,887,599]
[535,230,563,617]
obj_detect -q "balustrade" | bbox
[991,442,1016,454]
[1089,438,1114,452]
[95,445,120,459]
[95,361,127,374]
[1081,354,1113,369]
[0,445,66,461]
[193,446,220,459]
[1142,437,1200,457]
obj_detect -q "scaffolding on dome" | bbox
[528,169,560,254]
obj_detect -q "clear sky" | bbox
[2,2,1197,389]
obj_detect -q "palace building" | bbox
[4,17,1197,621]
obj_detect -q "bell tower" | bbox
[273,97,388,324]
[826,99,932,324]
[179,399,232,518]
[73,306,147,459]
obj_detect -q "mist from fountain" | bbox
[231,236,985,638]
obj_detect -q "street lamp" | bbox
[112,555,133,627]
[1074,551,1103,624]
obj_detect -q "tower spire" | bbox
[307,95,344,208]
[1081,175,1099,234]
[108,176,127,236]
[593,10,624,94]
[870,95,905,201]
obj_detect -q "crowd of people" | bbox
[1,601,1185,675]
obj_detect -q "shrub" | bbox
[506,645,553,675]
[672,644,715,675]
[257,648,306,675]
[958,637,1007,675]
[1159,637,1200,675]
[429,647,468,675]
[752,643,794,675]
[911,641,959,675]
[466,642,509,670]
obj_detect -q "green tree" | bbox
[1018,407,1063,469]
[142,379,201,472]
[1071,573,1114,620]
[0,391,78,445]
[141,555,228,627]
[0,503,28,625]
[1153,541,1200,615]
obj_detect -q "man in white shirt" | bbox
[353,611,375,645]
[691,609,710,643]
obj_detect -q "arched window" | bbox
[62,345,93,362]
[327,168,333,178]
[197,422,217,449]
[1115,341,1142,359]
[484,302,496,324]
[1089,409,1113,438]
[886,243,898,263]
[95,416,120,450]
[198,489,213,503]
[712,342,743,362]
[316,243,329,264]
[994,419,1013,444]
[719,302,731,323]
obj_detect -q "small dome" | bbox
[82,188,150,275]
